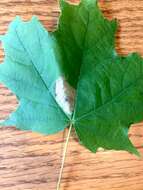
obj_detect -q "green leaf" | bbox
[0,16,70,134]
[0,0,143,156]
[74,53,143,156]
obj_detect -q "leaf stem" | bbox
[56,123,72,190]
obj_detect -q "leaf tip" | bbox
[132,149,141,158]
[0,35,4,42]
[127,142,141,157]
[31,15,39,22]
[59,0,65,9]
[0,119,6,127]
[81,0,98,7]
[14,16,22,23]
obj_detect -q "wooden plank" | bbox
[0,0,143,190]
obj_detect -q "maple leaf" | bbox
[0,0,143,156]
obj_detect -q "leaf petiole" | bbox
[56,122,73,190]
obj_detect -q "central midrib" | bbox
[72,9,90,120]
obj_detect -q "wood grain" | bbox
[0,0,143,190]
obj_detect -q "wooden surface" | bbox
[0,0,143,190]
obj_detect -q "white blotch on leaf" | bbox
[55,77,75,115]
